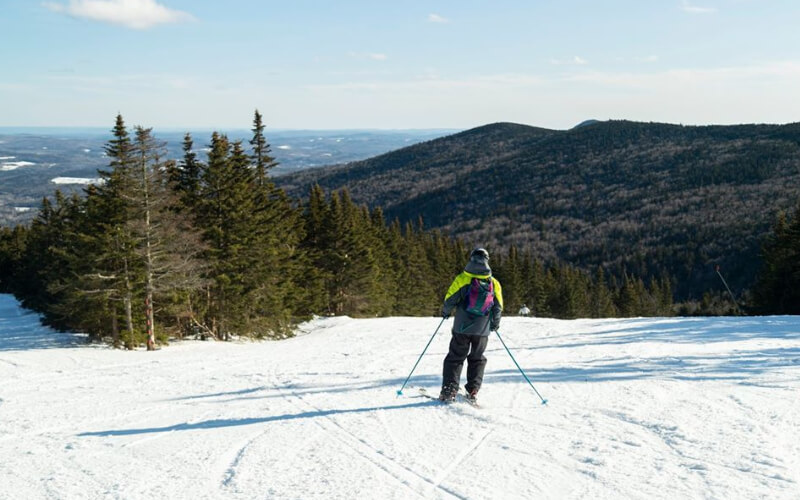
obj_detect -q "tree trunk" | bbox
[123,255,135,349]
[142,153,156,351]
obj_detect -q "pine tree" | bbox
[169,132,203,211]
[616,272,639,317]
[126,127,208,348]
[752,201,800,314]
[0,225,27,293]
[530,259,549,317]
[250,109,278,186]
[89,115,139,347]
[590,266,616,318]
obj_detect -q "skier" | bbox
[439,248,503,403]
[518,303,530,316]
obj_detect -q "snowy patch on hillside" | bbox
[0,161,35,171]
[50,177,103,185]
[0,294,798,499]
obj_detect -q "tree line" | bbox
[280,120,800,302]
[750,200,800,314]
[0,112,675,348]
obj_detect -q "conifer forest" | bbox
[1,112,798,348]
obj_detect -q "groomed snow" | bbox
[0,294,798,499]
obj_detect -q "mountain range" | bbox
[277,120,800,300]
[0,128,453,226]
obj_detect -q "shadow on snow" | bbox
[0,295,87,351]
[78,400,437,437]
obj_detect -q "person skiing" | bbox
[518,303,531,316]
[439,247,503,403]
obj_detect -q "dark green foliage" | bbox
[0,114,688,350]
[280,120,800,303]
[250,109,279,185]
[751,201,800,314]
[0,225,27,293]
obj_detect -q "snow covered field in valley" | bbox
[0,293,798,499]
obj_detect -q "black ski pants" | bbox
[442,333,488,394]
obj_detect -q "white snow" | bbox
[50,177,103,185]
[0,161,35,171]
[13,207,32,213]
[0,156,15,160]
[0,293,798,499]
[277,145,292,150]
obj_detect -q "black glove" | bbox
[442,309,450,319]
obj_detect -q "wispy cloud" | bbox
[43,0,194,30]
[634,55,660,63]
[680,1,717,14]
[348,52,388,61]
[427,13,449,24]
[550,56,589,66]
[563,61,800,89]
[305,73,546,93]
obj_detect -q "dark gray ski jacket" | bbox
[441,256,503,336]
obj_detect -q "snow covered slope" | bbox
[0,294,798,499]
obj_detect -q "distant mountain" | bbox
[572,119,600,129]
[0,128,454,226]
[277,120,800,299]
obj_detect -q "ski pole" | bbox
[715,265,742,316]
[494,330,548,405]
[396,317,446,396]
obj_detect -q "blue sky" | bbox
[2,0,800,130]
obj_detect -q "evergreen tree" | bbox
[250,109,278,186]
[82,115,140,347]
[616,272,640,317]
[0,226,27,293]
[127,127,208,348]
[589,266,616,318]
[530,259,549,317]
[169,132,203,211]
[298,184,334,314]
[751,201,800,314]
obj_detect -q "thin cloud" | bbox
[348,52,388,61]
[43,0,195,30]
[563,61,800,89]
[681,1,717,14]
[305,73,546,93]
[427,13,449,24]
[550,56,589,66]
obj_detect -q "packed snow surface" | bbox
[0,294,798,499]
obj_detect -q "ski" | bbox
[417,387,481,408]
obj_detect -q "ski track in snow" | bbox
[273,379,441,499]
[1,294,800,499]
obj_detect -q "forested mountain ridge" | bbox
[278,120,800,300]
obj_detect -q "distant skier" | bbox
[439,248,503,403]
[518,303,531,316]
